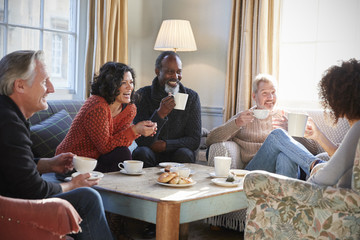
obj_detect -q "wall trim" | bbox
[201,106,223,117]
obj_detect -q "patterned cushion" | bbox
[30,110,72,158]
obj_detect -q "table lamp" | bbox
[154,19,197,52]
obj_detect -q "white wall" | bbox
[128,0,163,88]
[128,0,232,130]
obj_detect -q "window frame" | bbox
[0,0,88,100]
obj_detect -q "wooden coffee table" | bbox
[94,163,248,240]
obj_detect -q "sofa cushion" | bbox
[30,109,72,158]
[29,100,84,125]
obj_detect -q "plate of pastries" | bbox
[157,172,196,187]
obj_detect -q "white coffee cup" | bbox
[73,156,97,173]
[170,167,191,178]
[118,160,143,174]
[214,156,231,177]
[170,166,180,173]
[287,112,309,137]
[178,168,191,178]
[174,93,188,110]
[253,109,270,119]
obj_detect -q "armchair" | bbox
[0,196,82,240]
[207,141,244,169]
[243,139,360,239]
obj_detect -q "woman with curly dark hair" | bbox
[56,62,157,172]
[307,58,360,187]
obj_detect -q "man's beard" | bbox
[165,83,179,95]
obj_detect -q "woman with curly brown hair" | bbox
[307,58,360,187]
[56,62,157,173]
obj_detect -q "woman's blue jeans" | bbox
[54,187,114,240]
[245,129,318,178]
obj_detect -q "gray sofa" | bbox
[28,99,204,164]
[205,109,351,232]
[28,100,85,181]
[29,100,85,158]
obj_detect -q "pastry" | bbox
[158,172,193,185]
[158,172,177,183]
[169,176,180,184]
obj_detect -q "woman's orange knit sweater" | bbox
[56,95,138,159]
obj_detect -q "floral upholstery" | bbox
[243,139,360,239]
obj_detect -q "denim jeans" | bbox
[54,187,114,240]
[245,129,318,178]
[132,146,195,168]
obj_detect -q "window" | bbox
[278,0,360,109]
[51,34,63,78]
[0,0,87,99]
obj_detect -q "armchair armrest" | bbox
[208,141,244,169]
[0,196,82,239]
[244,170,360,212]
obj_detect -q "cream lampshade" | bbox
[154,19,197,52]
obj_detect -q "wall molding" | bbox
[201,106,223,117]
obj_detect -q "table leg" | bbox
[156,201,181,240]
[179,223,189,240]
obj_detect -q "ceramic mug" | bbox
[170,167,191,178]
[118,160,143,174]
[287,112,308,137]
[73,156,97,173]
[214,156,231,177]
[253,109,270,119]
[174,93,189,110]
[178,168,191,178]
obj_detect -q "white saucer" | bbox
[209,172,227,178]
[158,162,185,168]
[156,181,196,188]
[71,171,104,180]
[119,169,145,175]
[229,169,250,177]
[211,178,242,187]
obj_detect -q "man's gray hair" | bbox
[252,73,277,93]
[0,50,45,96]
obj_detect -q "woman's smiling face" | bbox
[116,71,134,104]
